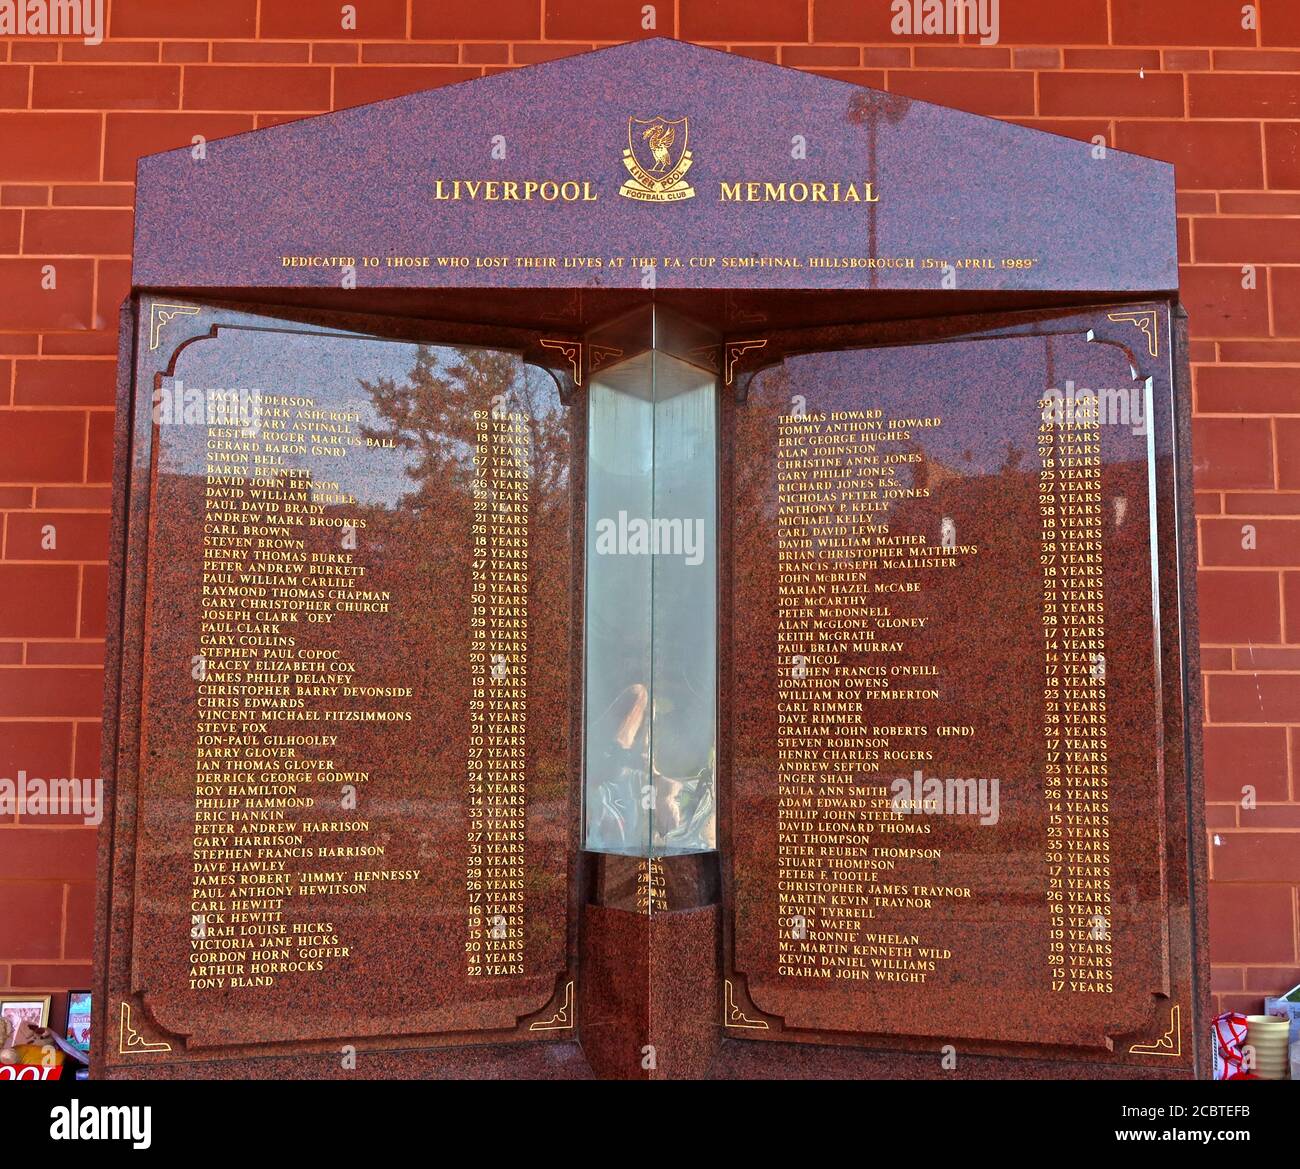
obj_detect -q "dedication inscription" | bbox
[728,313,1182,1055]
[126,312,575,1049]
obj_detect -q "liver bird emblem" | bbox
[621,116,694,201]
[642,122,675,172]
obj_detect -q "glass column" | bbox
[582,306,718,857]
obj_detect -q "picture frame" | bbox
[63,992,91,1054]
[1,996,52,1044]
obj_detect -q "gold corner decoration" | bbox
[529,981,575,1032]
[539,338,583,386]
[723,979,769,1030]
[118,1002,172,1055]
[589,344,625,375]
[687,344,721,373]
[724,339,768,386]
[1128,1004,1181,1057]
[148,302,201,352]
[1107,310,1159,358]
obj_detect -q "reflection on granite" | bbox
[719,306,1204,1075]
[98,304,581,1073]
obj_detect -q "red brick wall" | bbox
[1,0,1296,1027]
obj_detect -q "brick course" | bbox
[0,0,1296,1021]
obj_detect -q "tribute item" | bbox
[95,38,1206,1079]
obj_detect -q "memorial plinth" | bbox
[95,38,1206,1080]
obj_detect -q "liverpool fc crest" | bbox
[620,116,696,202]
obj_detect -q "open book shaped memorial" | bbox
[94,38,1207,1080]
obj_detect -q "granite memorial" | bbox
[94,38,1207,1079]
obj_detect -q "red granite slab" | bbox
[719,303,1206,1076]
[96,299,584,1073]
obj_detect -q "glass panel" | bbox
[583,314,718,856]
[650,352,717,855]
[584,353,655,855]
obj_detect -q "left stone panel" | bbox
[97,301,582,1073]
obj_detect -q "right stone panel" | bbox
[724,305,1198,1070]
